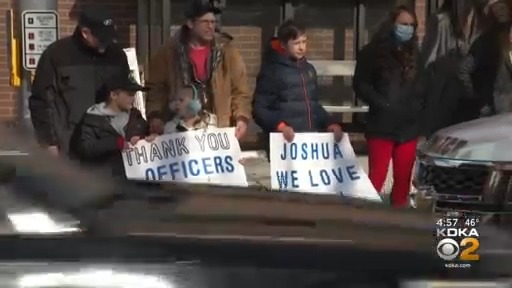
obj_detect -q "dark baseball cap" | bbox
[106,73,149,93]
[79,8,118,46]
[184,0,221,19]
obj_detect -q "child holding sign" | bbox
[164,85,217,133]
[252,20,343,161]
[164,85,247,165]
[69,73,152,178]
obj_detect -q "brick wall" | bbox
[0,0,16,120]
[0,0,428,123]
[0,0,137,122]
[416,0,427,41]
[223,26,262,93]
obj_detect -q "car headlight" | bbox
[7,210,81,234]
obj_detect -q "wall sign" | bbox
[21,10,59,70]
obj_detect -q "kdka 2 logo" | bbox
[436,227,480,262]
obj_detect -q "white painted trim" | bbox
[309,60,356,76]
[324,105,368,113]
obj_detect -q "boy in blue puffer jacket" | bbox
[252,19,343,146]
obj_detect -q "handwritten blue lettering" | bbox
[319,169,330,185]
[144,155,235,181]
[145,168,156,180]
[280,142,344,161]
[307,166,361,187]
[157,165,167,180]
[188,159,200,176]
[346,165,360,181]
[202,157,214,175]
[308,170,318,187]
[124,137,189,166]
[275,170,299,190]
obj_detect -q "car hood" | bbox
[421,113,512,163]
[0,183,80,235]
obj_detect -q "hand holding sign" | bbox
[235,119,248,140]
[145,134,158,142]
[269,132,381,202]
[278,125,295,142]
[327,124,343,142]
[130,136,141,146]
[149,118,165,135]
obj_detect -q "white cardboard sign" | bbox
[123,127,248,187]
[270,133,381,202]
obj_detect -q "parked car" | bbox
[414,113,512,222]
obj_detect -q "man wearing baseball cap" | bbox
[145,0,252,140]
[29,6,130,157]
[77,8,119,53]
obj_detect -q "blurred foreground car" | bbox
[0,126,511,286]
[414,114,512,222]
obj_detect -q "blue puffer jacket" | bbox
[252,39,334,132]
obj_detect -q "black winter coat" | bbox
[29,28,130,154]
[353,42,424,142]
[69,108,148,179]
[252,40,334,133]
[458,30,503,117]
[419,50,467,137]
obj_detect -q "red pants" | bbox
[367,138,418,207]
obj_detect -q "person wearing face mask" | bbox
[353,6,424,208]
[29,7,130,157]
[458,0,512,117]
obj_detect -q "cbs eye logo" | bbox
[436,238,480,261]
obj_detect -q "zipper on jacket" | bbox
[298,61,312,129]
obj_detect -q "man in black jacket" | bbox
[29,7,130,156]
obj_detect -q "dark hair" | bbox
[277,19,306,44]
[439,0,474,40]
[373,5,418,82]
[490,0,512,55]
[490,0,512,25]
